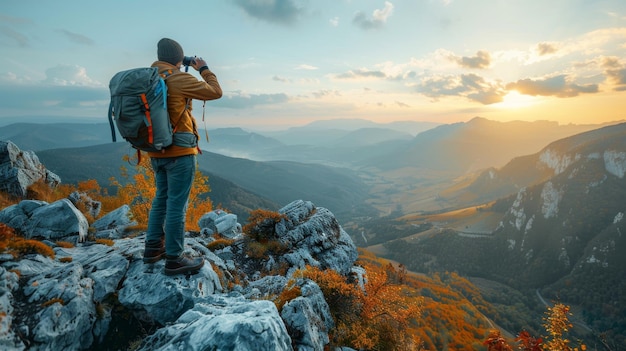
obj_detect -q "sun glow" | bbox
[494,91,539,109]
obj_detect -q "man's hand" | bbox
[191,57,208,71]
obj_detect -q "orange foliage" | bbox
[107,152,212,231]
[515,330,542,351]
[0,190,18,209]
[243,209,286,241]
[481,303,588,351]
[274,283,302,311]
[95,238,114,247]
[483,330,512,351]
[207,237,235,251]
[543,303,586,351]
[8,239,55,259]
[40,298,64,308]
[0,223,55,259]
[300,261,422,350]
[55,241,75,248]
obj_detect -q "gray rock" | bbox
[281,279,333,351]
[67,191,101,218]
[0,200,47,230]
[0,199,88,243]
[0,199,360,351]
[63,244,129,302]
[276,200,358,275]
[0,267,24,351]
[0,141,60,198]
[198,209,242,238]
[117,251,222,325]
[138,295,293,351]
[91,205,136,239]
[23,262,96,351]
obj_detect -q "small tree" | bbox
[543,303,586,351]
[483,330,512,351]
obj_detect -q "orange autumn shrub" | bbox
[0,223,55,259]
[108,153,212,231]
[300,262,422,350]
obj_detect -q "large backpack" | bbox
[108,67,174,152]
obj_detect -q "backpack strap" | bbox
[108,101,117,142]
[139,93,154,146]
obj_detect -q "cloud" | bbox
[58,29,94,45]
[295,64,318,70]
[234,0,303,25]
[311,90,340,99]
[333,69,387,80]
[414,73,505,104]
[0,65,108,117]
[452,50,491,69]
[601,56,626,89]
[536,42,558,56]
[506,75,599,98]
[43,64,103,87]
[353,1,394,30]
[0,26,29,47]
[0,82,107,110]
[212,91,289,108]
[329,17,339,27]
[273,75,290,83]
[0,14,33,47]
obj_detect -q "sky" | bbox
[1,0,626,131]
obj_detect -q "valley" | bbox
[2,117,625,348]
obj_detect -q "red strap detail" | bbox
[140,94,153,145]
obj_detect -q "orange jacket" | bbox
[147,61,222,158]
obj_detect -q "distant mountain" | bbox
[35,143,278,219]
[33,142,375,223]
[383,122,626,346]
[198,127,284,159]
[368,117,623,175]
[439,122,626,208]
[196,152,375,222]
[261,118,439,145]
[0,122,114,151]
[331,128,413,147]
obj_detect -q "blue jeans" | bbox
[146,154,196,257]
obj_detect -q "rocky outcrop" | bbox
[0,199,88,243]
[0,141,60,198]
[0,199,359,351]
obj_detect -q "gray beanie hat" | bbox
[157,38,184,65]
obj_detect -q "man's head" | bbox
[157,38,184,65]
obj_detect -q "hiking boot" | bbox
[164,255,204,276]
[143,239,165,264]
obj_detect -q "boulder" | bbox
[276,200,358,275]
[0,199,88,243]
[0,141,60,198]
[138,296,293,351]
[281,279,334,351]
[91,205,136,239]
[198,209,242,238]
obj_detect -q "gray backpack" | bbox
[108,67,173,152]
[108,67,198,154]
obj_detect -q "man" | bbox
[143,38,222,275]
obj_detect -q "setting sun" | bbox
[494,91,540,109]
